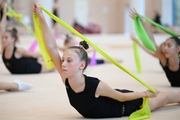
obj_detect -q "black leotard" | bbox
[160,60,180,87]
[2,47,41,74]
[65,74,143,118]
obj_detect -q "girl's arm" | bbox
[96,81,157,102]
[130,35,156,57]
[0,3,7,36]
[0,3,7,53]
[32,2,65,82]
[16,47,42,58]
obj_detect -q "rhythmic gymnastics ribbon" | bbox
[6,6,37,52]
[129,98,151,120]
[6,6,35,36]
[39,6,156,119]
[141,16,178,37]
[33,13,54,69]
[134,15,156,52]
[133,40,141,73]
[134,15,179,52]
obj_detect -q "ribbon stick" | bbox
[40,6,156,93]
[33,13,54,69]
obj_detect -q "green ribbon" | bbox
[133,40,141,73]
[129,98,151,120]
[134,15,156,52]
[134,15,179,52]
[141,16,178,37]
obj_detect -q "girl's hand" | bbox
[2,2,7,13]
[130,34,138,41]
[32,1,42,16]
[144,89,159,98]
[129,8,144,22]
[129,8,138,19]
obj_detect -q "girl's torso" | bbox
[2,47,41,74]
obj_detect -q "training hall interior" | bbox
[0,0,180,120]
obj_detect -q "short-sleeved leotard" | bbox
[160,60,180,87]
[65,74,143,118]
[2,47,41,74]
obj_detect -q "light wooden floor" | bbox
[0,34,179,120]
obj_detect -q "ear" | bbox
[177,46,180,52]
[79,62,86,70]
[11,37,15,43]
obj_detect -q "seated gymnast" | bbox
[32,2,180,118]
[130,8,180,87]
[58,34,123,65]
[0,3,54,74]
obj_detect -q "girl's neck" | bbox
[68,73,84,85]
[68,73,85,93]
[4,44,14,52]
[168,55,179,71]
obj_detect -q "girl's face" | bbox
[62,49,85,78]
[163,39,180,58]
[160,42,165,53]
[1,32,14,48]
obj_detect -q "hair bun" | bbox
[66,34,70,38]
[79,41,89,50]
[12,28,18,34]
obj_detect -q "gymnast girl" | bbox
[130,8,180,87]
[32,2,180,118]
[0,3,54,74]
[58,34,123,65]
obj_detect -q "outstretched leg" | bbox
[149,91,180,111]
[0,80,33,91]
[0,81,18,91]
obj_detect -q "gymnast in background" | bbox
[58,34,123,65]
[0,3,54,74]
[130,8,180,87]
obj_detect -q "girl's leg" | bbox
[0,81,18,91]
[149,91,180,111]
[0,80,33,91]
